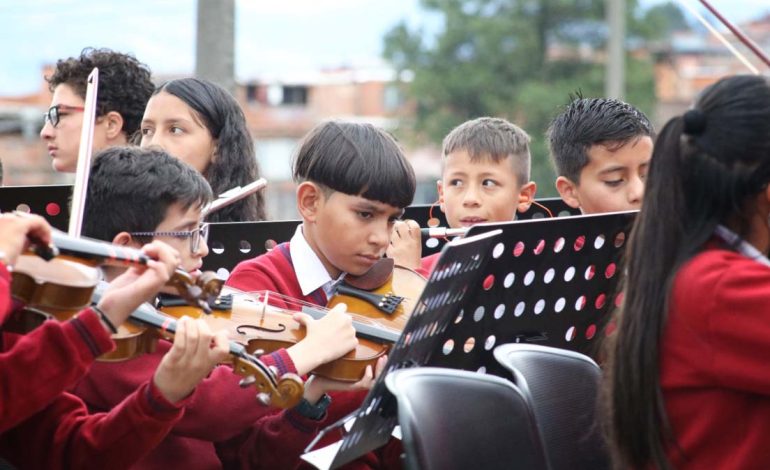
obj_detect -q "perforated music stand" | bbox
[404,198,582,257]
[308,229,501,468]
[0,185,72,230]
[203,220,301,276]
[310,210,635,468]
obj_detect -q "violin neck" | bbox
[301,306,401,343]
[52,230,149,267]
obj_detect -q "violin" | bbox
[6,238,303,409]
[159,258,427,382]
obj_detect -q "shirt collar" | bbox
[290,224,345,297]
[714,224,770,268]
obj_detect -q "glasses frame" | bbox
[43,104,86,128]
[129,223,209,255]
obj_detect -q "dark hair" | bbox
[46,47,153,139]
[83,146,213,242]
[292,120,416,208]
[548,97,653,182]
[154,78,265,223]
[607,75,770,470]
[442,117,531,184]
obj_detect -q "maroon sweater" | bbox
[0,264,184,469]
[662,247,770,468]
[226,243,402,469]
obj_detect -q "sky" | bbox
[0,0,768,97]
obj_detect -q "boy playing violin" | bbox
[74,145,360,469]
[547,97,653,214]
[0,212,229,469]
[227,120,417,468]
[388,117,537,274]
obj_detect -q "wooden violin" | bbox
[159,258,427,382]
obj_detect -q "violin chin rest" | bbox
[344,257,393,290]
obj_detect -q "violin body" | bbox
[159,262,427,382]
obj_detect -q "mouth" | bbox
[356,254,381,266]
[458,217,487,227]
[47,146,58,157]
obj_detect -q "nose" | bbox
[40,120,54,140]
[627,176,644,207]
[462,183,481,207]
[368,220,390,251]
[195,237,210,258]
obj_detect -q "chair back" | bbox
[386,367,548,470]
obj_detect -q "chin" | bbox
[52,157,76,174]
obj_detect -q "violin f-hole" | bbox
[236,323,287,335]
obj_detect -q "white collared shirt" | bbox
[289,224,345,299]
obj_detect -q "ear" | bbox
[555,176,582,210]
[103,111,125,140]
[436,179,446,214]
[297,182,324,223]
[112,231,142,249]
[516,181,537,213]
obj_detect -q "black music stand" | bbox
[0,185,72,231]
[307,210,635,468]
[203,220,301,276]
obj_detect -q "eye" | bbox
[140,127,154,137]
[170,126,184,135]
[448,178,463,187]
[482,179,498,187]
[603,179,623,188]
[358,211,373,219]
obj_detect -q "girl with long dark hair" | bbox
[608,74,770,469]
[139,77,266,222]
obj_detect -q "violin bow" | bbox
[202,177,268,218]
[68,68,99,237]
[676,0,770,74]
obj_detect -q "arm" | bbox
[0,309,113,433]
[0,381,184,470]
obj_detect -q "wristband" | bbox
[294,393,331,420]
[92,305,118,334]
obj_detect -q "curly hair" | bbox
[46,47,154,139]
[155,78,266,222]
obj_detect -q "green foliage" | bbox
[384,0,672,197]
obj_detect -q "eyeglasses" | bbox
[129,223,209,255]
[43,104,85,128]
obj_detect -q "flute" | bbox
[202,178,267,217]
[420,227,469,238]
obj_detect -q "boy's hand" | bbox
[96,241,181,329]
[0,212,52,267]
[303,355,388,404]
[387,220,422,270]
[287,304,358,375]
[153,317,230,403]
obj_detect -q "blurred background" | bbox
[1,0,769,219]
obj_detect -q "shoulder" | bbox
[226,244,296,292]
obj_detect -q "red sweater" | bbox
[0,264,184,469]
[227,243,402,469]
[662,247,770,469]
[419,253,440,276]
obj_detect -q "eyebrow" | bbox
[170,218,199,231]
[597,166,628,175]
[141,116,196,126]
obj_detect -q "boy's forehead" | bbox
[444,149,520,175]
[583,136,653,172]
[159,201,203,228]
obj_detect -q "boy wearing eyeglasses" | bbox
[73,145,360,468]
[40,47,154,173]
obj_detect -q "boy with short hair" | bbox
[226,120,416,468]
[547,97,654,214]
[40,47,155,173]
[75,145,359,469]
[389,117,537,274]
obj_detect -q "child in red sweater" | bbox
[388,117,536,275]
[0,212,229,469]
[607,75,770,469]
[227,120,417,468]
[73,146,359,469]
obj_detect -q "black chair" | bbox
[493,344,610,470]
[385,367,548,470]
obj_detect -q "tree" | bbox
[384,0,671,196]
